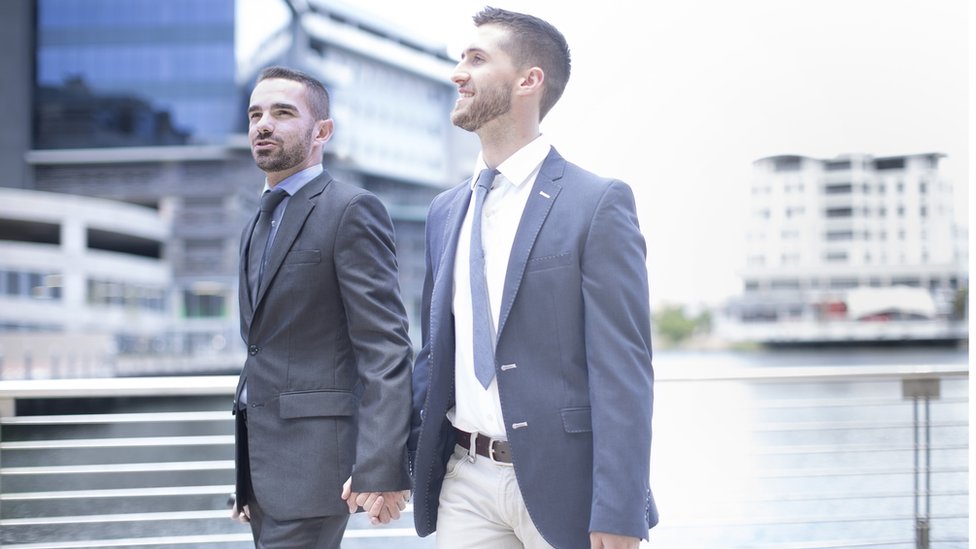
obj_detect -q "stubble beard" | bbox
[451,83,512,132]
[252,125,315,174]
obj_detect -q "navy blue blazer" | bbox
[410,148,658,548]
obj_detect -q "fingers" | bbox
[368,495,390,525]
[231,504,251,524]
[341,478,359,514]
[347,489,411,524]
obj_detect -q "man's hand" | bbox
[590,532,640,549]
[231,503,251,523]
[341,477,410,525]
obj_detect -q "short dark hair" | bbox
[256,66,330,120]
[473,7,571,120]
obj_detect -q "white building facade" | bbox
[0,188,172,377]
[735,153,967,343]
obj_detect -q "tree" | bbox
[655,305,699,344]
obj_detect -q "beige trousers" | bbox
[435,444,556,549]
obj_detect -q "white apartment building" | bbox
[736,153,967,343]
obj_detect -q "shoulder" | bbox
[544,151,634,204]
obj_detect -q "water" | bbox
[1,347,968,548]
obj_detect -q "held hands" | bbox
[341,477,410,525]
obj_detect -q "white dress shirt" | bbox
[449,135,551,438]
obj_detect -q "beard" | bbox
[451,81,512,132]
[252,125,315,173]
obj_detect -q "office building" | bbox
[734,153,967,343]
[0,0,474,375]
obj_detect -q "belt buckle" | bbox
[488,438,513,467]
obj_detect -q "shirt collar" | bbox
[470,134,552,190]
[262,164,323,196]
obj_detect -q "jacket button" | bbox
[248,345,259,356]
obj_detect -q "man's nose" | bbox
[450,66,468,86]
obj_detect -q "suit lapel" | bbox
[430,184,474,344]
[239,211,260,319]
[496,152,564,341]
[253,173,331,308]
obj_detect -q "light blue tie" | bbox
[470,168,498,389]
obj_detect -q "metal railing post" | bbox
[903,378,940,549]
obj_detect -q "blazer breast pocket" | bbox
[283,249,321,265]
[525,251,573,273]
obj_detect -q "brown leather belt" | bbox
[454,427,513,464]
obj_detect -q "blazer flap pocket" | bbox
[280,390,356,418]
[561,406,592,433]
[284,250,321,264]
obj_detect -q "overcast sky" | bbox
[238,0,970,307]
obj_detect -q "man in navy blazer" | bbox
[410,8,658,549]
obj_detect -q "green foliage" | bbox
[952,287,968,319]
[655,304,711,344]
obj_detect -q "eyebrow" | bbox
[248,102,300,114]
[460,47,488,59]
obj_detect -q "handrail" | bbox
[0,376,236,400]
[0,364,967,402]
[0,365,965,548]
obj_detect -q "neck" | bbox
[476,117,541,168]
[265,157,321,187]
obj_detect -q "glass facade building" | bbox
[34,0,236,148]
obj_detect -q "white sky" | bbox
[238,0,970,307]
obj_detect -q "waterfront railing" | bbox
[0,364,968,548]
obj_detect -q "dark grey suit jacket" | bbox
[410,148,658,548]
[235,170,412,521]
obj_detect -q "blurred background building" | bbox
[0,0,476,378]
[727,152,968,345]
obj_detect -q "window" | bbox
[0,269,62,300]
[875,157,905,170]
[826,207,853,218]
[183,289,226,318]
[825,252,848,262]
[829,278,858,289]
[88,278,166,311]
[771,279,801,290]
[825,183,853,194]
[825,231,854,241]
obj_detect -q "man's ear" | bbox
[315,119,335,145]
[516,67,545,97]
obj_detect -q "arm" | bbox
[581,181,654,540]
[334,193,413,493]
[409,206,437,461]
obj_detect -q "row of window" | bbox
[0,270,63,300]
[87,279,166,311]
[755,204,940,219]
[748,248,941,266]
[0,270,233,319]
[40,0,233,28]
[745,276,959,292]
[752,179,935,195]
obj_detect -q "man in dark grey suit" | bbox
[232,66,412,547]
[410,8,658,549]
